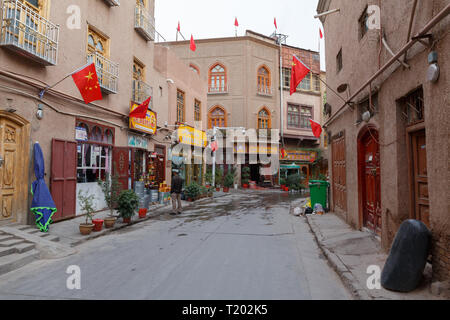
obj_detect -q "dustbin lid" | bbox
[309,180,329,186]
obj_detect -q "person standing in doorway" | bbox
[171,170,183,215]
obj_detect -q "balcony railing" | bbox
[257,85,273,96]
[0,0,59,65]
[135,3,155,41]
[87,52,119,94]
[102,0,120,6]
[208,85,228,94]
[132,79,153,106]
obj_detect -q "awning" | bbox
[280,164,301,169]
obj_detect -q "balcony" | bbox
[102,0,120,6]
[87,52,119,94]
[135,3,155,41]
[0,0,59,66]
[132,79,153,107]
[257,85,273,96]
[208,86,228,94]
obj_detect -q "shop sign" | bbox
[75,126,88,141]
[128,134,148,149]
[177,125,207,148]
[233,144,279,154]
[280,149,317,162]
[129,102,157,135]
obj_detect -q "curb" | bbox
[305,215,372,300]
[69,194,232,247]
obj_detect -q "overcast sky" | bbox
[155,0,326,70]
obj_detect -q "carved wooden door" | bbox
[113,147,130,191]
[411,129,429,228]
[0,117,21,223]
[361,130,381,235]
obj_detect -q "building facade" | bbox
[317,0,449,282]
[0,0,207,225]
[161,30,327,185]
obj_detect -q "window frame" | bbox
[176,89,185,123]
[208,106,227,129]
[257,66,271,94]
[257,107,271,129]
[287,103,314,130]
[194,99,201,122]
[208,63,227,93]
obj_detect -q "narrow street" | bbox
[0,191,351,300]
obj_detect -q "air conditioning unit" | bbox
[103,0,120,6]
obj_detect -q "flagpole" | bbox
[39,62,94,99]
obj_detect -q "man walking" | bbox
[171,170,183,215]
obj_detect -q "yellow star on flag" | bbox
[85,72,94,81]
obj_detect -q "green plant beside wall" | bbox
[224,172,234,188]
[117,190,139,219]
[97,172,122,217]
[185,182,201,199]
[241,166,250,185]
[78,190,96,225]
[215,167,223,187]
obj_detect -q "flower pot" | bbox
[281,185,285,189]
[79,223,94,235]
[243,184,249,188]
[104,217,117,228]
[215,188,220,192]
[122,217,131,224]
[92,219,104,232]
[223,187,229,193]
[139,208,147,219]
[284,187,289,192]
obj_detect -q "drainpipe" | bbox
[403,0,419,62]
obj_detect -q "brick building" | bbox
[317,0,449,283]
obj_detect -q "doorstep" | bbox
[304,212,442,300]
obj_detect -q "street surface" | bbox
[0,191,352,300]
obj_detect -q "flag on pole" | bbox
[274,17,278,29]
[190,34,196,51]
[177,21,180,32]
[129,97,151,119]
[234,17,239,27]
[290,55,310,95]
[319,28,323,39]
[309,119,323,137]
[71,63,102,104]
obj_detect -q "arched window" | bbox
[258,108,271,129]
[209,63,227,93]
[257,66,271,95]
[190,64,200,75]
[208,106,227,129]
[89,126,102,142]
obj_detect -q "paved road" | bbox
[0,191,352,300]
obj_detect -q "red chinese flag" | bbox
[129,97,151,119]
[309,119,323,138]
[211,141,218,152]
[177,21,180,32]
[274,17,278,29]
[190,34,196,51]
[71,63,102,104]
[290,55,310,95]
[319,28,323,39]
[234,17,239,27]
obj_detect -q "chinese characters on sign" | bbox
[129,102,157,135]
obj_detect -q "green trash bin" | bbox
[309,180,329,210]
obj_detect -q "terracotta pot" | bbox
[79,224,94,235]
[215,188,220,192]
[243,184,249,188]
[122,217,131,224]
[104,217,117,228]
[92,219,104,232]
[139,208,147,219]
[281,185,285,189]
[223,187,229,193]
[284,187,289,192]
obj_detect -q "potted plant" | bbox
[185,182,200,201]
[215,167,223,191]
[200,185,208,199]
[286,173,303,193]
[139,208,148,219]
[280,177,286,190]
[117,189,139,224]
[241,166,250,188]
[78,190,95,235]
[97,172,122,229]
[223,172,234,192]
[207,185,214,197]
[205,169,213,188]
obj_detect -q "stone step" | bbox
[46,235,60,242]
[17,225,33,231]
[0,247,16,258]
[0,235,15,242]
[0,249,40,276]
[0,239,26,247]
[14,243,36,254]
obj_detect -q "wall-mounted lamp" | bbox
[427,51,439,83]
[362,110,371,123]
[36,104,44,120]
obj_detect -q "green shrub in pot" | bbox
[185,182,201,200]
[117,190,139,219]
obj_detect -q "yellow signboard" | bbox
[129,102,157,135]
[280,149,317,162]
[234,144,279,154]
[177,125,207,148]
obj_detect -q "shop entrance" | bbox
[0,112,30,224]
[358,127,381,235]
[250,164,260,184]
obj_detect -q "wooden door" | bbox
[51,139,77,221]
[360,130,381,235]
[0,117,22,223]
[332,132,346,212]
[411,129,429,228]
[113,147,130,191]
